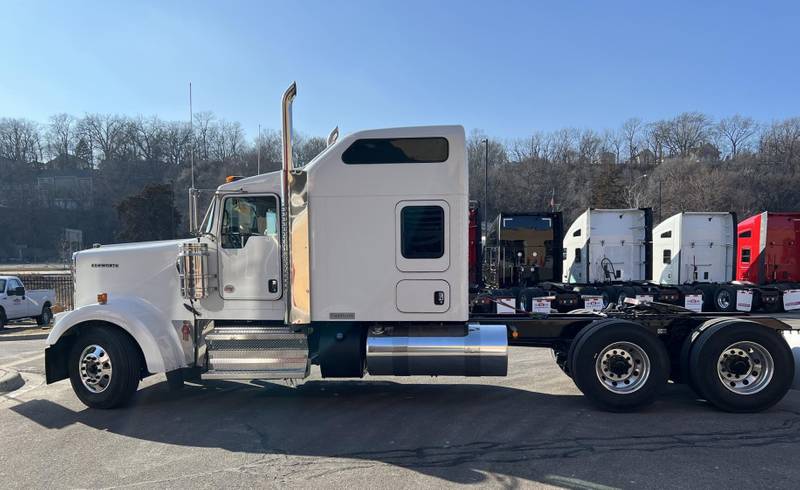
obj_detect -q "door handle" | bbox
[434,291,445,305]
[268,279,279,293]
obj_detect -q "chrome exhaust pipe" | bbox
[280,82,297,323]
[366,324,508,376]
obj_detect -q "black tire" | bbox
[617,286,636,305]
[68,327,141,409]
[36,304,52,326]
[761,297,783,314]
[571,320,670,411]
[689,321,794,412]
[692,284,715,312]
[0,308,5,329]
[676,318,735,386]
[713,285,738,312]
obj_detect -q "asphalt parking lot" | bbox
[1,326,800,490]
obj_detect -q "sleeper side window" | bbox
[741,248,751,263]
[401,206,445,259]
[663,249,672,264]
[343,137,449,164]
[574,248,582,263]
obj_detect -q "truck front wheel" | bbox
[571,322,669,411]
[68,327,141,409]
[689,322,794,412]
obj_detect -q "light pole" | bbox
[641,173,662,221]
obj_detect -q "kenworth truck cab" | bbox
[45,84,796,413]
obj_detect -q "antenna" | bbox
[187,81,199,235]
[189,82,194,189]
[257,123,261,175]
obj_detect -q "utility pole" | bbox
[257,123,261,175]
[658,179,662,222]
[483,138,489,245]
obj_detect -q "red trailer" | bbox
[737,212,800,284]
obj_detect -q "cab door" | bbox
[217,194,282,301]
[394,200,451,313]
[3,278,26,319]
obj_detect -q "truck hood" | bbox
[74,239,190,309]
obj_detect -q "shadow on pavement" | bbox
[10,379,800,487]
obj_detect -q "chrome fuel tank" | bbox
[366,324,508,376]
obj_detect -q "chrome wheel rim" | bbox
[717,290,732,310]
[717,341,774,395]
[79,344,113,394]
[595,341,651,394]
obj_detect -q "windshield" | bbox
[200,197,217,236]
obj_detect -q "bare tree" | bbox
[132,116,166,162]
[621,117,643,163]
[0,118,41,163]
[46,113,77,161]
[717,115,757,159]
[193,112,215,160]
[162,122,192,166]
[602,128,623,164]
[577,129,602,164]
[664,112,711,158]
[79,114,127,162]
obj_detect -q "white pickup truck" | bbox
[0,276,55,329]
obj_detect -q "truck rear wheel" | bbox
[36,304,52,326]
[570,321,669,411]
[68,327,141,409]
[617,286,636,305]
[0,308,5,329]
[713,286,738,312]
[689,322,794,412]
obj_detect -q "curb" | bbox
[0,333,49,342]
[0,368,25,393]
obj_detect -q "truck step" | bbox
[203,325,309,380]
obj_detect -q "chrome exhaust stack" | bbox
[280,82,296,324]
[366,324,508,376]
[280,82,311,324]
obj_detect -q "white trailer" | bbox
[652,212,736,285]
[43,83,796,413]
[562,208,652,283]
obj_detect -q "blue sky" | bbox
[2,1,799,140]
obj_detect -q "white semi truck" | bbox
[45,84,796,413]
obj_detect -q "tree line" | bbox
[468,113,800,226]
[1,110,799,261]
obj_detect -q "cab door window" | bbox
[220,195,279,249]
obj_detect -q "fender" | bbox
[47,296,187,374]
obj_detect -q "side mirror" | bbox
[12,286,25,297]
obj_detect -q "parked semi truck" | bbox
[737,212,800,311]
[560,208,681,306]
[44,83,796,413]
[653,212,740,312]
